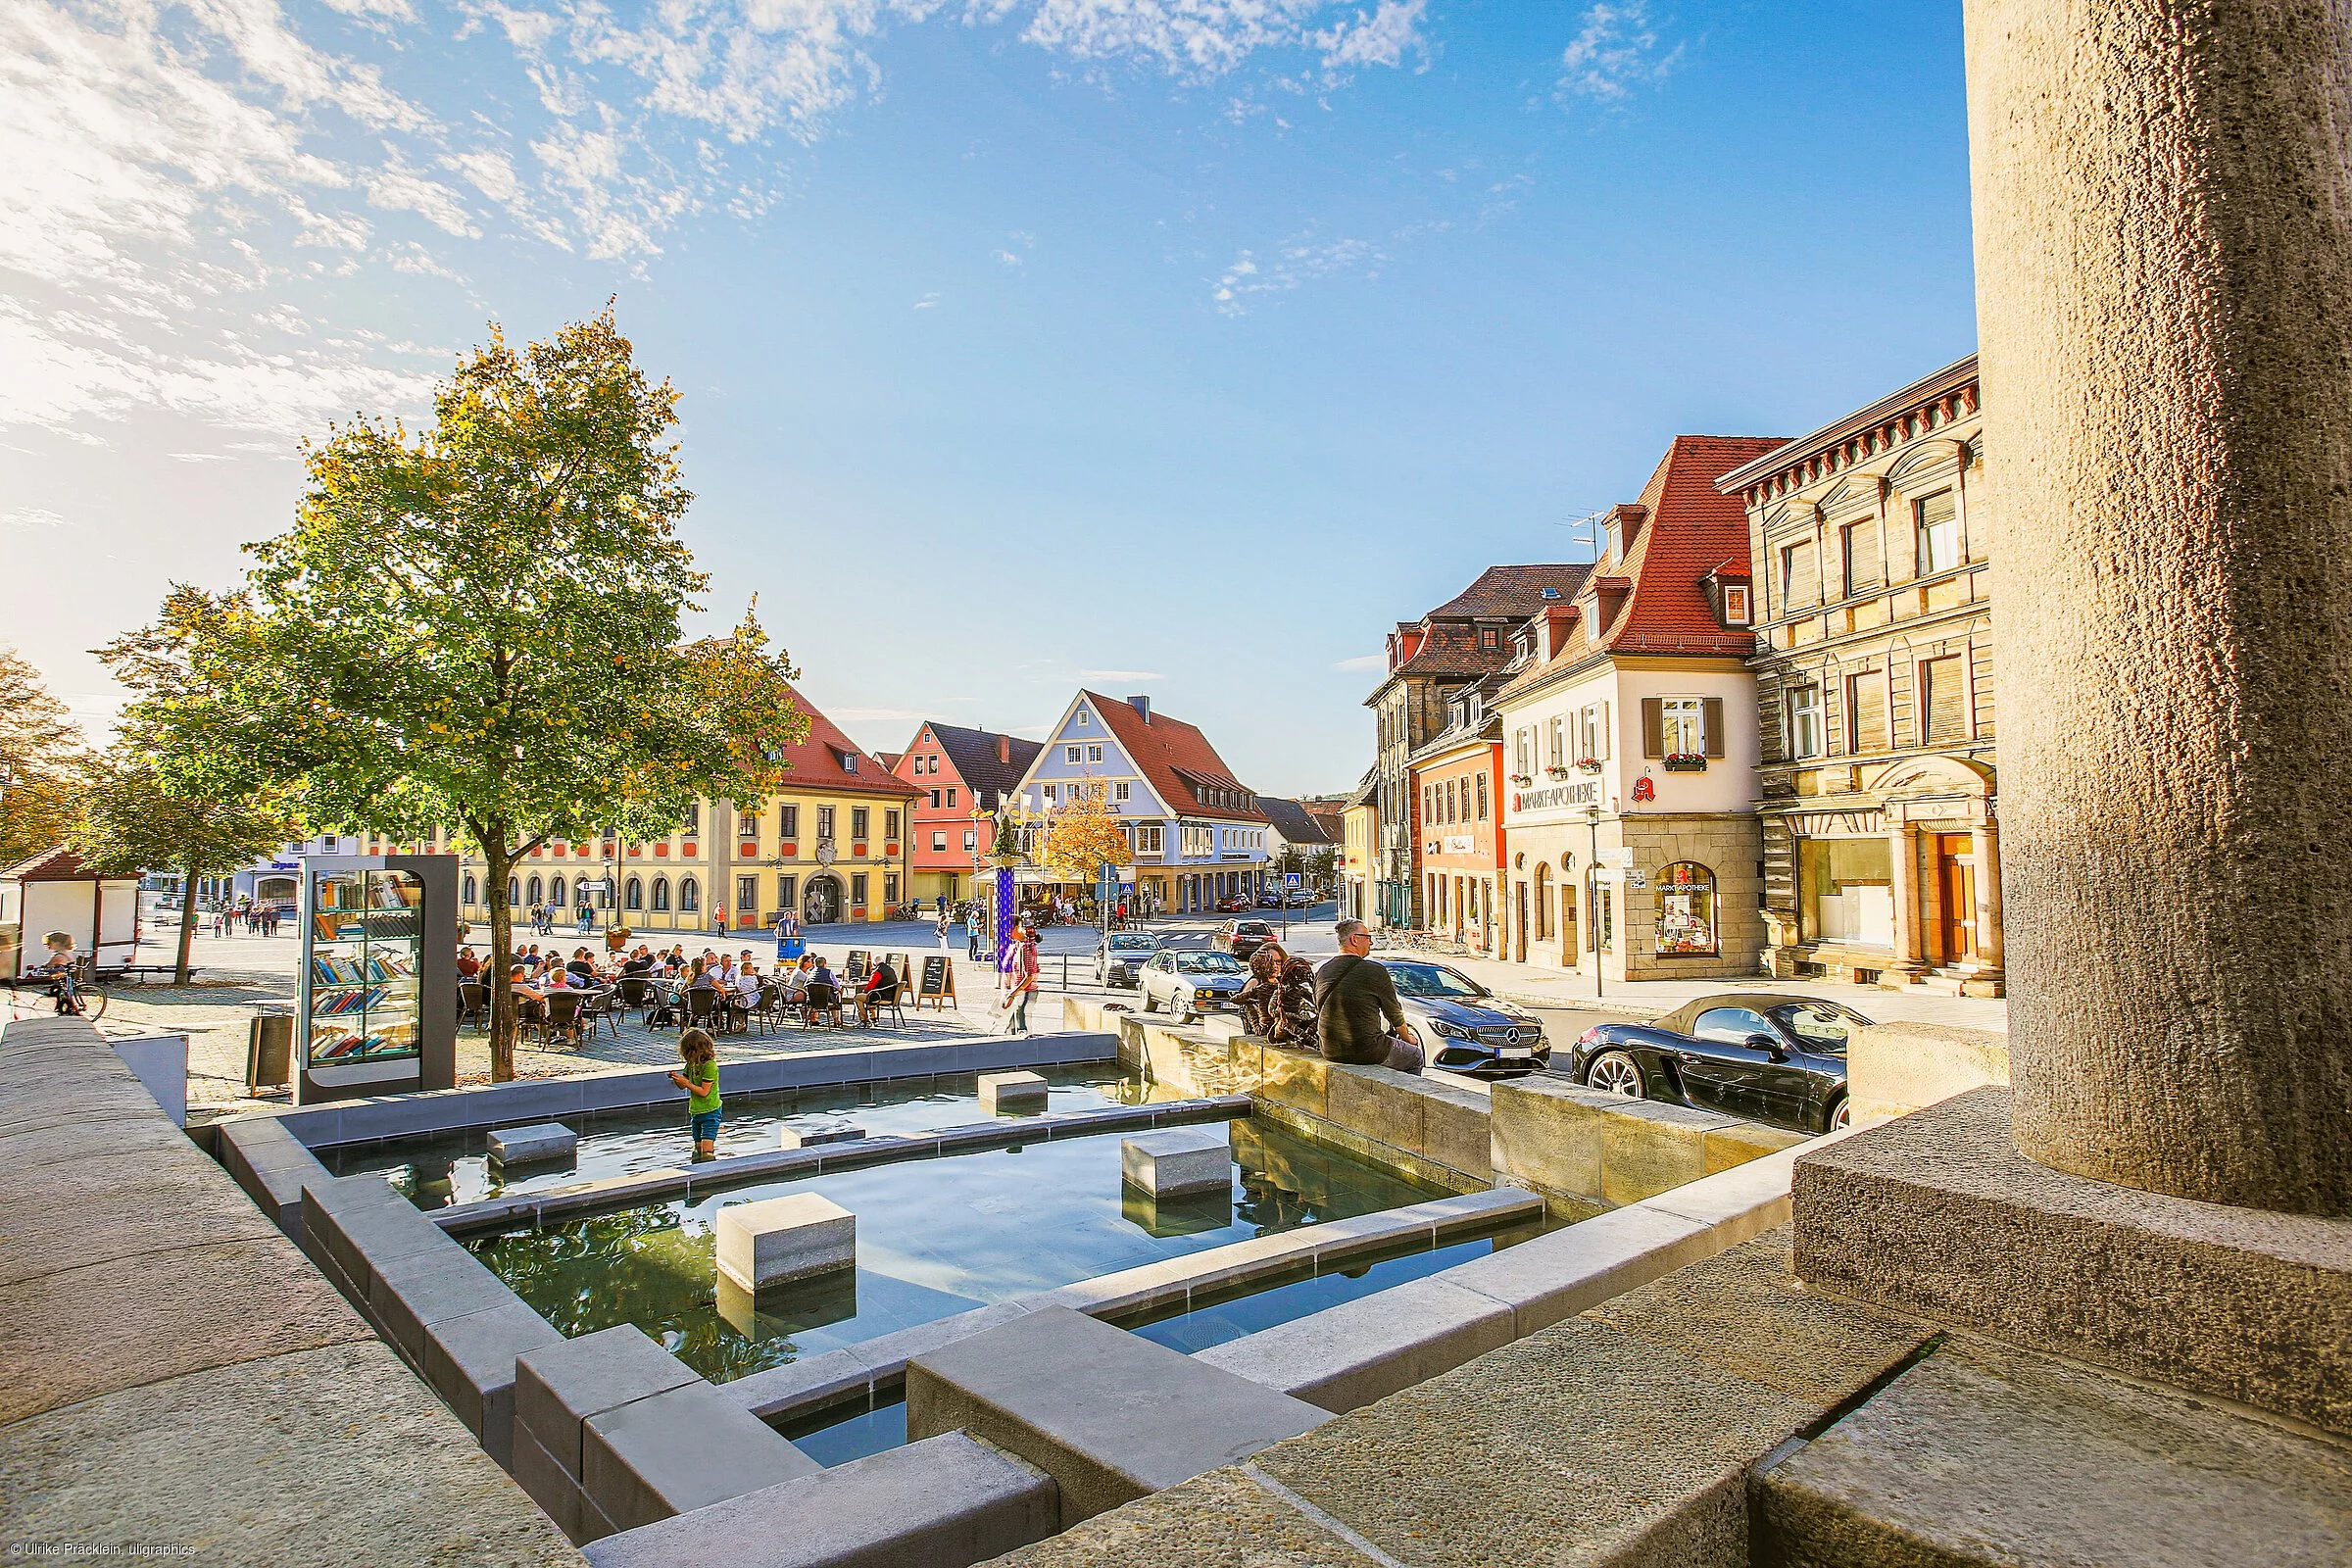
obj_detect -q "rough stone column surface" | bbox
[1967,0,2352,1213]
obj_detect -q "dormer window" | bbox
[1479,626,1499,652]
[1724,584,1752,625]
[843,755,858,773]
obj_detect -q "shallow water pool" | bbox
[322,1063,1162,1208]
[466,1115,1471,1386]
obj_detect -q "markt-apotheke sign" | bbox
[1510,779,1605,819]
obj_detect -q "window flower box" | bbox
[1662,754,1708,773]
[1578,759,1604,774]
[1544,765,1571,780]
[1510,773,1534,786]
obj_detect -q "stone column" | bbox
[1884,825,1923,979]
[1971,818,2003,975]
[1969,0,2352,1212]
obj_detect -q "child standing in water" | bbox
[667,1028,721,1159]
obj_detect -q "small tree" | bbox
[0,648,90,866]
[1035,782,1133,896]
[69,756,301,984]
[91,585,301,984]
[215,311,805,1079]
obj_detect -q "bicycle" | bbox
[2,957,111,1023]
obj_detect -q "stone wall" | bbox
[1844,1020,2010,1127]
[0,1015,581,1566]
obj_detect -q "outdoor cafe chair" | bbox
[683,986,725,1036]
[541,990,586,1048]
[802,982,844,1029]
[456,980,487,1035]
[749,983,784,1035]
[616,975,658,1025]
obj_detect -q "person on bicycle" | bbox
[36,931,82,1014]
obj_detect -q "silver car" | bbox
[1093,931,1162,989]
[1138,950,1249,1022]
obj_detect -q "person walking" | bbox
[1004,926,1040,1036]
[1314,918,1424,1073]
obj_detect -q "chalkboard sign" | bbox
[887,954,914,1003]
[845,951,872,986]
[918,956,956,1009]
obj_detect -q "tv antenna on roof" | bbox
[1557,505,1611,564]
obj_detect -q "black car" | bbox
[1370,958,1549,1078]
[1563,993,1865,1134]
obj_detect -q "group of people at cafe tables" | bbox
[455,941,905,1039]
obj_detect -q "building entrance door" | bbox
[1514,881,1528,962]
[804,875,843,925]
[1936,834,1978,963]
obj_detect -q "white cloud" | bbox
[913,291,941,309]
[1,505,71,530]
[1006,0,1426,84]
[1211,234,1380,315]
[992,248,1022,267]
[1080,669,1163,683]
[1333,653,1385,671]
[1556,2,1683,102]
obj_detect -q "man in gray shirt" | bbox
[1314,919,1426,1073]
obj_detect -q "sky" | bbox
[0,0,1978,797]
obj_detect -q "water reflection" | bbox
[471,1115,1445,1384]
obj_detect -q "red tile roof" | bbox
[1081,692,1269,824]
[777,685,921,799]
[1498,434,1786,703]
[1426,564,1593,620]
[1,846,103,882]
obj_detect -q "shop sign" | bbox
[1510,778,1605,818]
[1445,835,1474,855]
[1626,868,1648,890]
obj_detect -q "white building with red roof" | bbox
[1011,691,1270,915]
[1492,434,1785,982]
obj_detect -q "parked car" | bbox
[1217,919,1278,960]
[1093,930,1162,989]
[1214,894,1254,913]
[1368,958,1549,1077]
[1256,891,1284,908]
[1284,888,1314,907]
[1562,993,1866,1133]
[1139,950,1250,1020]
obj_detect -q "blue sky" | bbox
[0,1,1975,795]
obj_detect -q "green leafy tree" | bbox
[69,755,301,985]
[90,585,300,984]
[0,648,91,866]
[213,310,806,1078]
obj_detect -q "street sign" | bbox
[1286,872,1302,886]
[573,879,612,896]
[1611,848,1637,869]
[1626,869,1649,890]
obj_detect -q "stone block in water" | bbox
[1120,1125,1233,1199]
[977,1070,1048,1114]
[488,1122,577,1165]
[716,1194,857,1293]
[779,1118,865,1150]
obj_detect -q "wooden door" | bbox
[1936,834,1978,963]
[1514,881,1528,962]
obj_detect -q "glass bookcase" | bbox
[302,865,424,1072]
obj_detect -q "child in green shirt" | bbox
[667,1028,721,1159]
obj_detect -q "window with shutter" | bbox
[1845,670,1887,753]
[1779,541,1818,612]
[1702,696,1726,758]
[1921,656,1968,743]
[1916,492,1959,575]
[1841,521,1881,596]
[1642,698,1665,758]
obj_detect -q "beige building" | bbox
[1494,435,1782,983]
[1716,355,2001,996]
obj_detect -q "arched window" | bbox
[462,874,477,905]
[550,875,567,908]
[508,877,520,906]
[526,875,543,905]
[1654,862,1719,956]
[652,877,670,911]
[679,876,700,913]
[1532,862,1551,941]
[625,876,643,910]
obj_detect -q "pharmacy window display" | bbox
[1654,861,1719,957]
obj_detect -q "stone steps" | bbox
[1752,1336,2352,1568]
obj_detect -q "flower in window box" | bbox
[1662,753,1708,773]
[1509,773,1534,787]
[1544,764,1571,780]
[1577,758,1604,774]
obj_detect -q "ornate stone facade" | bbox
[1718,357,2001,996]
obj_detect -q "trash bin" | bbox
[246,1006,293,1090]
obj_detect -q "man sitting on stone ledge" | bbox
[1315,919,1423,1073]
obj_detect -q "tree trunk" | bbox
[485,835,516,1082]
[175,865,198,986]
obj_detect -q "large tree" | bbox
[1035,781,1133,904]
[0,648,90,866]
[217,310,804,1078]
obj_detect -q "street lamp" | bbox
[1583,803,1604,1002]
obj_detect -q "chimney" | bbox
[997,734,1010,763]
[1127,695,1151,722]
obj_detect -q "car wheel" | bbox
[1829,1095,1851,1131]
[1179,991,1200,1023]
[1142,990,1158,1013]
[1586,1050,1645,1099]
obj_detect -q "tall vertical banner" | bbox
[995,864,1015,968]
